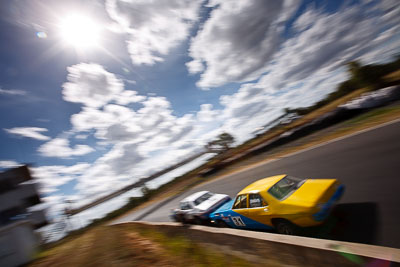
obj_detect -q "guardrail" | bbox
[120,222,400,266]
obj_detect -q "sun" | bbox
[59,14,101,48]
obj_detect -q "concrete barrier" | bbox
[0,220,39,267]
[121,221,400,266]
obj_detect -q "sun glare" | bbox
[59,14,101,48]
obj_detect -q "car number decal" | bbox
[231,216,246,226]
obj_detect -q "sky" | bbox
[0,0,399,229]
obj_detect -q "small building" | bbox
[0,165,47,267]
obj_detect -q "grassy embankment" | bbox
[31,224,253,267]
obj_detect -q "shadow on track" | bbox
[303,202,379,245]
[174,202,380,246]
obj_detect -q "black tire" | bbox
[273,219,298,235]
[193,216,203,225]
[216,220,228,228]
[176,214,187,224]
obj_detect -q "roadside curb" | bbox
[120,221,400,263]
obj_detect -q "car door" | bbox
[246,193,274,229]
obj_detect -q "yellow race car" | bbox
[210,175,344,234]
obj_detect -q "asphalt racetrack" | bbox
[114,120,400,248]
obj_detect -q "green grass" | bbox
[31,225,254,267]
[343,105,400,126]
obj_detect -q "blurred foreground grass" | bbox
[31,224,253,267]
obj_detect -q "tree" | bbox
[141,186,153,200]
[347,61,383,89]
[206,132,235,153]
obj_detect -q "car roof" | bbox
[237,175,286,195]
[181,191,209,202]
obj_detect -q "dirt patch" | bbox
[31,224,256,267]
[123,231,173,266]
[31,226,174,267]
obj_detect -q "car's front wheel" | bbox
[193,216,204,225]
[273,219,298,235]
[216,220,228,228]
[176,214,187,224]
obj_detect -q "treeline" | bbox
[285,55,400,116]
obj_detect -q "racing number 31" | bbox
[231,216,246,227]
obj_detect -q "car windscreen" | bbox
[180,202,192,210]
[268,176,305,200]
[194,192,213,205]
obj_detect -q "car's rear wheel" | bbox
[273,219,298,235]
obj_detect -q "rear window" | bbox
[268,176,305,200]
[194,192,213,205]
[249,193,268,208]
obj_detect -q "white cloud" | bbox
[106,0,202,65]
[123,79,137,85]
[63,63,146,110]
[38,138,94,158]
[75,134,88,140]
[0,160,22,169]
[62,63,124,108]
[5,127,50,140]
[252,2,400,92]
[210,0,400,142]
[114,90,146,105]
[187,0,400,90]
[52,61,212,201]
[64,89,219,202]
[259,5,382,91]
[0,88,27,96]
[197,104,220,122]
[187,0,300,88]
[31,163,90,194]
[378,0,400,27]
[71,107,115,132]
